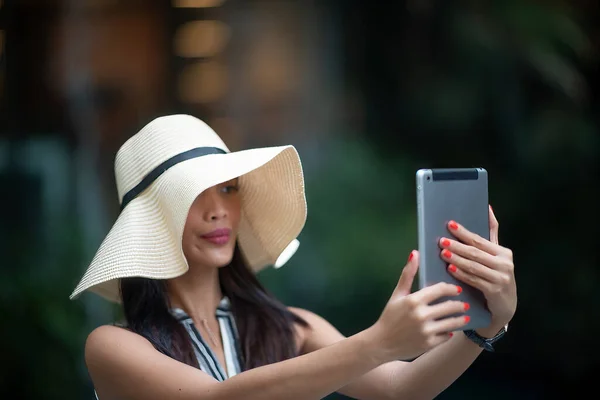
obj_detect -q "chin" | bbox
[185,241,236,269]
[213,255,234,268]
[205,247,235,268]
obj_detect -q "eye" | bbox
[221,183,240,194]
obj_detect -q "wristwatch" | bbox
[463,324,508,352]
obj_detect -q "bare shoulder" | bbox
[84,325,153,397]
[288,306,340,328]
[288,306,319,323]
[86,324,151,351]
[85,324,152,366]
[288,307,346,354]
[84,325,218,400]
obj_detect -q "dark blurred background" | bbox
[1,0,598,398]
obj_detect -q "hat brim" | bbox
[69,145,306,303]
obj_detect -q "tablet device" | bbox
[416,168,492,330]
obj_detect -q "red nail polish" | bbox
[448,264,457,273]
[408,251,414,262]
[456,285,463,294]
[449,332,454,338]
[464,315,471,323]
[464,302,470,311]
[449,221,459,230]
[442,249,452,258]
[441,238,451,247]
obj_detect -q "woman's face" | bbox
[182,178,242,269]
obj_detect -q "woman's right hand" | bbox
[370,250,469,363]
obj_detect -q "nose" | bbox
[202,188,228,222]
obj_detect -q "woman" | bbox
[71,114,517,400]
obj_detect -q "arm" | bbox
[87,324,384,400]
[293,308,499,400]
[392,206,516,400]
[387,325,500,400]
[299,206,517,400]
[87,253,468,400]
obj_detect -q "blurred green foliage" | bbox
[262,138,418,333]
[0,214,91,399]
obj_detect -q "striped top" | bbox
[94,297,242,399]
[170,296,243,380]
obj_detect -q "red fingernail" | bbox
[448,264,457,273]
[449,332,454,338]
[456,285,463,294]
[441,238,451,247]
[464,315,470,323]
[408,251,414,262]
[442,249,452,258]
[449,221,459,230]
[464,302,470,311]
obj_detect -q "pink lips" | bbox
[200,228,231,245]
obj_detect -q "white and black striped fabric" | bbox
[170,296,243,380]
[94,297,243,399]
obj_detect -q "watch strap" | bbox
[463,324,507,352]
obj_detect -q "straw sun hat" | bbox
[69,114,307,303]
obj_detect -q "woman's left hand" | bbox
[438,205,517,336]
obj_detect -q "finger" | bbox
[394,250,419,297]
[447,263,495,292]
[448,220,502,256]
[427,314,470,335]
[439,237,499,270]
[441,249,506,280]
[426,332,454,349]
[489,205,499,245]
[413,281,462,305]
[426,299,468,320]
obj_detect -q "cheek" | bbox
[230,198,242,230]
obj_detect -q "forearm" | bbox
[391,326,500,400]
[210,328,383,400]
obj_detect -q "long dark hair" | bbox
[120,244,308,370]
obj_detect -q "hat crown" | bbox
[114,114,230,202]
